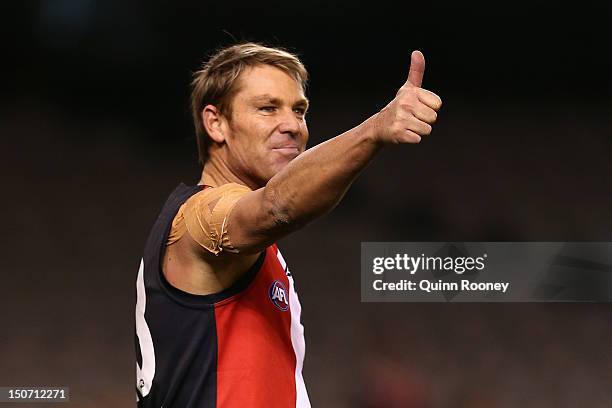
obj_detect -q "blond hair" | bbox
[190,42,308,164]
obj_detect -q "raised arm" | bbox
[228,51,442,253]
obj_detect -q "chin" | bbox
[263,151,301,180]
[271,162,289,175]
[267,159,291,177]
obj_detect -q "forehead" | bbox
[234,64,305,101]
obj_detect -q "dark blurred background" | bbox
[1,1,611,407]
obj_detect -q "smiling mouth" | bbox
[272,147,300,156]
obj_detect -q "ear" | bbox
[202,105,227,144]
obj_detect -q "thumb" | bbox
[406,50,425,88]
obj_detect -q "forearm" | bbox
[229,51,441,252]
[264,114,383,228]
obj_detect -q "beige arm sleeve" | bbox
[166,183,252,255]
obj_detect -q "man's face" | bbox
[222,64,309,187]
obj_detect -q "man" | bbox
[135,42,441,407]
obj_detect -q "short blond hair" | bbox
[190,42,309,164]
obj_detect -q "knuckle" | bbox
[400,88,417,99]
[399,102,415,111]
[389,123,402,138]
[401,131,419,144]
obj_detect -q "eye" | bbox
[293,108,306,116]
[259,106,276,113]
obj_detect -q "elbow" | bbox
[262,184,304,233]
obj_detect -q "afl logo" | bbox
[269,280,289,311]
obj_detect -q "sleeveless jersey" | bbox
[135,183,310,407]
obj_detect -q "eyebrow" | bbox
[250,94,310,109]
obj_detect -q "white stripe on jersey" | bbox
[277,249,311,408]
[277,249,288,271]
[136,259,156,397]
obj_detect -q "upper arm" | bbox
[180,183,253,255]
[225,185,294,254]
[178,183,290,256]
[179,183,296,256]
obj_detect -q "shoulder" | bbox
[184,183,252,220]
[187,183,252,203]
[182,183,253,255]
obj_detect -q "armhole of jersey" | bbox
[151,183,267,309]
[157,249,266,309]
[157,205,267,309]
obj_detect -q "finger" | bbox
[405,117,432,136]
[412,105,438,124]
[400,129,422,144]
[417,88,442,111]
[406,50,425,88]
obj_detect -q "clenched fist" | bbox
[373,50,442,144]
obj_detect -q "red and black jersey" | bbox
[135,183,310,407]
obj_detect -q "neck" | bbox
[199,146,253,189]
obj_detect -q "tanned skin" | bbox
[163,51,442,295]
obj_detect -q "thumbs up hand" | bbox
[373,51,442,144]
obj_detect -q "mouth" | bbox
[272,146,301,158]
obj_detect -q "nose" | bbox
[277,109,302,137]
